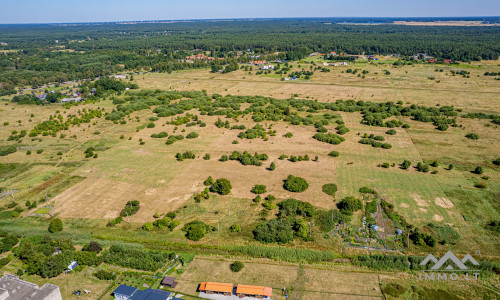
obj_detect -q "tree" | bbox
[283,175,309,192]
[183,220,209,241]
[337,197,362,215]
[473,166,484,174]
[269,162,276,171]
[48,218,63,233]
[465,133,479,139]
[204,176,214,186]
[328,151,339,157]
[401,160,411,170]
[211,178,232,195]
[230,261,244,272]
[84,241,102,253]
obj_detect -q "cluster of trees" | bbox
[209,178,232,195]
[221,150,268,166]
[183,220,211,241]
[29,108,103,137]
[359,138,393,149]
[102,244,166,271]
[175,151,196,161]
[120,200,140,217]
[253,198,315,244]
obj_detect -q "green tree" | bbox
[269,162,276,171]
[283,175,309,192]
[230,261,244,272]
[48,218,63,233]
[211,178,232,195]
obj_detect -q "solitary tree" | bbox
[48,218,63,233]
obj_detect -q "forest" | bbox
[1,19,500,92]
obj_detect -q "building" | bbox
[199,282,233,296]
[260,65,274,70]
[112,285,171,300]
[66,261,78,272]
[161,276,178,288]
[0,274,62,300]
[236,285,272,299]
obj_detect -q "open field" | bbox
[0,60,499,259]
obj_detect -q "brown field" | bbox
[174,257,386,300]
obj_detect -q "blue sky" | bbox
[1,0,499,24]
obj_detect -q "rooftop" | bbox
[0,274,62,300]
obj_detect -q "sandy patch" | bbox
[433,214,444,222]
[411,193,428,207]
[400,203,410,208]
[435,197,454,208]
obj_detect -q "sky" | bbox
[0,0,499,24]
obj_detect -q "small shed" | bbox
[371,225,379,232]
[161,276,178,288]
[67,261,78,272]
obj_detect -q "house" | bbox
[199,282,233,296]
[0,274,63,300]
[428,59,437,63]
[444,59,453,64]
[161,276,178,288]
[260,65,274,70]
[236,285,272,299]
[112,285,171,300]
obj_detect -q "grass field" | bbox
[0,60,499,260]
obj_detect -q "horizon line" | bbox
[1,16,499,26]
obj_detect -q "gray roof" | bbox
[0,274,62,300]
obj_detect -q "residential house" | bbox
[236,285,272,299]
[199,282,233,296]
[0,274,62,300]
[112,285,171,300]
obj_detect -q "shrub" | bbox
[48,218,63,233]
[83,241,102,253]
[219,155,229,162]
[183,220,209,241]
[253,219,294,244]
[251,185,267,194]
[94,270,116,280]
[151,132,168,138]
[142,222,154,231]
[253,195,262,202]
[283,175,309,192]
[147,122,155,128]
[381,143,392,149]
[230,224,242,232]
[269,162,276,171]
[322,184,337,197]
[328,151,339,157]
[401,160,411,170]
[337,197,362,215]
[120,200,140,217]
[186,132,199,139]
[386,129,397,135]
[211,178,232,195]
[230,261,244,272]
[493,158,500,166]
[416,162,430,172]
[203,153,211,160]
[402,124,410,129]
[284,132,293,138]
[465,133,479,140]
[277,198,315,218]
[373,135,385,141]
[475,182,487,189]
[359,187,377,194]
[381,162,390,168]
[262,201,276,210]
[473,166,484,174]
[204,176,214,186]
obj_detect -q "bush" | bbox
[359,187,376,194]
[381,162,390,168]
[94,270,116,280]
[253,195,262,202]
[284,132,293,138]
[322,184,337,197]
[183,220,209,241]
[473,166,484,174]
[253,219,294,244]
[186,132,199,139]
[211,178,232,195]
[465,133,479,140]
[381,143,392,149]
[386,129,397,135]
[142,222,154,231]
[147,122,156,128]
[328,151,339,157]
[475,182,487,189]
[251,185,267,194]
[230,224,242,232]
[83,241,102,253]
[401,160,411,170]
[48,218,63,233]
[120,200,140,217]
[204,176,214,186]
[203,153,211,160]
[493,158,500,166]
[277,198,315,218]
[151,132,168,138]
[283,175,309,192]
[269,162,276,171]
[337,197,362,215]
[230,261,244,272]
